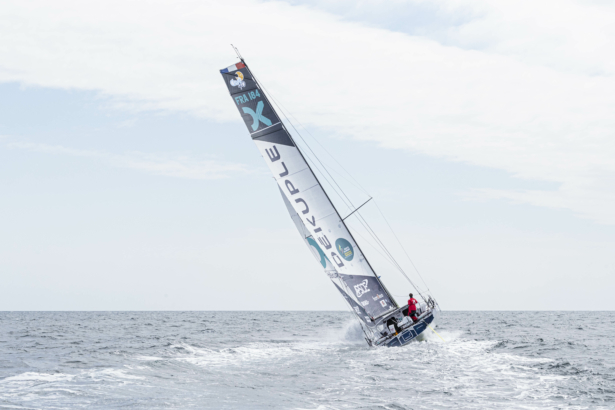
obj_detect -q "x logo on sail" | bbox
[243,101,272,131]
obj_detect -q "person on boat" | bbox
[386,316,400,334]
[408,293,418,323]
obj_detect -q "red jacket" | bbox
[408,298,418,312]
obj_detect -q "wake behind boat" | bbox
[220,55,439,347]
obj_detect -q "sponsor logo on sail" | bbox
[354,279,370,298]
[230,70,246,90]
[335,238,354,261]
[361,300,369,307]
[307,237,329,269]
[380,300,387,307]
[242,101,272,131]
[372,293,384,301]
[353,306,361,315]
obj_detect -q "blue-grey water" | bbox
[0,311,613,409]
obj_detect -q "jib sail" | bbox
[220,60,397,322]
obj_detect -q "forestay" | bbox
[220,60,397,322]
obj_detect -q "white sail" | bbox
[220,61,397,322]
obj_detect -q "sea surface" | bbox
[0,311,613,409]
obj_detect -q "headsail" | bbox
[220,60,397,321]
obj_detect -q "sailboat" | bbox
[220,57,439,347]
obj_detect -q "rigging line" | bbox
[373,200,433,294]
[354,212,401,269]
[296,128,416,296]
[267,114,354,213]
[260,91,372,197]
[343,219,404,276]
[345,221,422,293]
[240,63,373,259]
[286,118,356,211]
[327,182,421,301]
[280,119,423,292]
[302,150,370,199]
[289,143,373,215]
[344,221,398,269]
[254,80,356,214]
[253,71,418,301]
[259,85,360,211]
[352,210,417,283]
[354,212,427,300]
[295,134,429,297]
[358,218,426,301]
[295,145,403,273]
[300,145,353,211]
[345,207,413,285]
[297,124,426,298]
[294,122,424,295]
[299,136,428,296]
[343,196,427,293]
[299,148,354,213]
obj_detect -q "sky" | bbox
[1,0,613,311]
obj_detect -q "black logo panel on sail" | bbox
[220,62,278,135]
[341,274,395,319]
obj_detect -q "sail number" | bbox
[234,90,262,106]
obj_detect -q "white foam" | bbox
[0,372,75,384]
[311,319,367,345]
[83,368,145,381]
[172,340,348,368]
[0,372,78,403]
[135,355,166,361]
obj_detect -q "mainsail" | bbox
[220,60,397,325]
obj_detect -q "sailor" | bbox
[408,293,418,323]
[386,316,400,334]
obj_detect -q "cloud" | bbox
[1,0,614,223]
[7,142,249,180]
[465,186,615,225]
[303,0,615,77]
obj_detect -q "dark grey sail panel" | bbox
[332,282,377,327]
[340,274,393,318]
[252,123,294,147]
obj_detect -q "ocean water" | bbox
[0,311,613,409]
